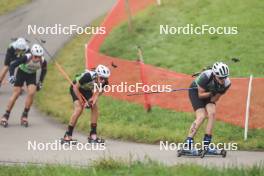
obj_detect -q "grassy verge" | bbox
[100,0,264,77]
[35,17,264,150]
[0,159,263,176]
[0,0,31,15]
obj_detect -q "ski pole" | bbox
[127,87,197,96]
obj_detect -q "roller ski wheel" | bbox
[88,137,105,144]
[20,118,28,128]
[0,119,8,128]
[200,149,206,158]
[220,149,227,158]
[200,148,214,158]
[177,149,183,157]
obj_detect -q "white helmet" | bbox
[212,62,229,78]
[95,64,110,78]
[31,44,44,56]
[13,38,28,50]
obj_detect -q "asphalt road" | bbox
[0,0,263,167]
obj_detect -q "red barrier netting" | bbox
[86,0,264,129]
[250,78,264,129]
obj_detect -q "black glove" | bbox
[210,90,218,97]
[85,104,91,109]
[37,82,43,91]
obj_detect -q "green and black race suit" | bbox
[9,53,47,84]
[191,70,231,94]
[189,69,231,111]
[74,71,97,91]
[70,70,108,102]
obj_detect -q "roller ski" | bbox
[199,134,226,158]
[60,133,78,145]
[200,148,227,158]
[177,148,202,157]
[20,112,29,127]
[178,137,201,157]
[88,134,105,144]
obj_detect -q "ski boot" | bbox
[60,133,78,145]
[20,112,29,127]
[177,137,201,157]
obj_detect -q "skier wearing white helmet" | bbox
[181,61,231,154]
[0,38,29,87]
[0,44,47,128]
[61,64,110,144]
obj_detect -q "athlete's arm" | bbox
[8,55,27,76]
[5,47,14,62]
[89,91,100,107]
[73,82,84,105]
[89,79,108,106]
[196,73,213,99]
[197,85,212,99]
[89,85,105,106]
[39,60,47,83]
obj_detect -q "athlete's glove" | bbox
[84,102,91,109]
[88,97,97,108]
[8,76,16,84]
[37,82,43,91]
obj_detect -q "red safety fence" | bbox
[86,0,264,129]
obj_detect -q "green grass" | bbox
[35,16,264,150]
[100,0,264,77]
[0,159,263,176]
[0,0,30,15]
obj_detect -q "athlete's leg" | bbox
[187,108,207,138]
[0,66,8,85]
[205,103,216,135]
[24,84,37,109]
[6,86,22,112]
[69,100,84,126]
[20,84,37,122]
[1,86,22,121]
[185,88,208,149]
[90,103,99,136]
[64,100,84,140]
[202,103,216,149]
